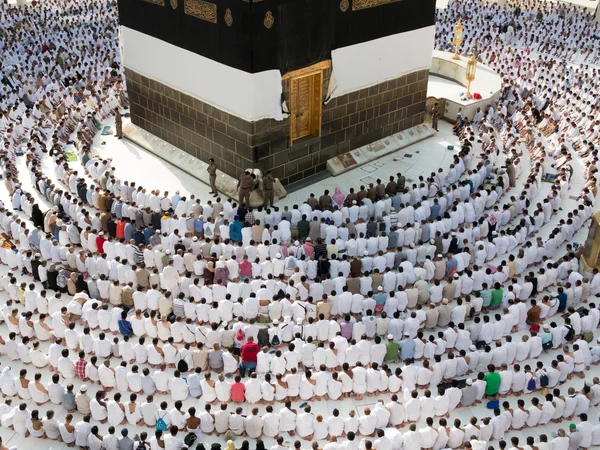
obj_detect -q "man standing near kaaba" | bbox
[207,158,217,197]
[319,190,332,211]
[114,108,122,139]
[263,170,275,208]
[431,103,439,132]
[238,170,254,206]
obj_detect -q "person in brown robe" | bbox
[114,108,122,139]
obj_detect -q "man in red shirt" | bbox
[240,336,260,376]
[75,351,88,379]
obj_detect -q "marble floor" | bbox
[92,117,462,211]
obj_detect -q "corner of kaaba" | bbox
[118,0,436,185]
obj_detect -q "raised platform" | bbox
[326,123,435,176]
[122,120,287,207]
[428,50,502,121]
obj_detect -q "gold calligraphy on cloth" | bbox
[143,0,165,6]
[352,0,402,11]
[184,0,218,23]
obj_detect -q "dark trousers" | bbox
[264,189,274,207]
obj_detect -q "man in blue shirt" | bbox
[123,219,135,241]
[133,228,145,246]
[118,311,133,336]
[194,216,205,238]
[144,224,156,244]
[430,198,441,219]
[445,254,458,277]
[113,201,123,219]
[373,286,387,309]
[229,215,243,243]
[399,333,415,362]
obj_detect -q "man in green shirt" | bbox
[541,326,553,349]
[484,364,501,397]
[297,215,310,241]
[385,335,400,362]
[490,282,503,309]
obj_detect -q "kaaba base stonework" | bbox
[126,67,428,186]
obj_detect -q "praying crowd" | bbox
[2,0,600,450]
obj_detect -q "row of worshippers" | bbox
[3,292,600,405]
[1,374,598,448]
[4,280,597,376]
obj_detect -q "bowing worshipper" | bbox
[99,360,117,391]
[168,371,189,401]
[106,393,126,426]
[75,415,93,448]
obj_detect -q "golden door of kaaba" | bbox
[290,71,322,144]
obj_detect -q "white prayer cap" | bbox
[409,243,415,249]
[155,209,160,213]
[436,254,443,258]
[165,249,171,254]
[387,334,394,340]
[442,298,449,304]
[430,240,435,245]
[176,190,180,194]
[377,286,383,291]
[219,212,224,215]
[469,345,476,351]
[466,379,473,386]
[273,319,279,325]
[294,241,300,246]
[192,236,198,241]
[80,384,88,391]
[453,274,459,279]
[352,200,357,204]
[451,232,456,236]
[276,253,282,259]
[363,251,369,256]
[296,318,303,325]
[404,331,410,336]
[284,316,291,323]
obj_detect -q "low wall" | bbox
[429,50,502,121]
[326,123,435,176]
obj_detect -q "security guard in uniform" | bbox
[238,170,254,206]
[263,170,275,208]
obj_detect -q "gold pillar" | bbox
[465,52,477,99]
[452,19,464,60]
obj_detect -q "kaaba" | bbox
[119,0,436,185]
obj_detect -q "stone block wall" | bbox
[125,67,428,186]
